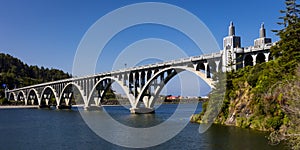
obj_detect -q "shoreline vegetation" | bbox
[191,1,300,149]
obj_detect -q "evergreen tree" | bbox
[271,0,300,61]
[0,53,71,99]
[271,0,300,73]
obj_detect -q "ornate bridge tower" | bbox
[254,23,272,47]
[222,22,273,71]
[222,22,241,71]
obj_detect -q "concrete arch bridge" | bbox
[6,22,275,113]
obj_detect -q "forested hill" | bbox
[0,53,71,98]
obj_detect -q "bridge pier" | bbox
[130,107,155,114]
[56,105,71,109]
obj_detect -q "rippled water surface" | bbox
[0,104,287,149]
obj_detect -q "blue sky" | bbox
[0,0,283,72]
[0,0,284,96]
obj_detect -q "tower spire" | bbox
[254,23,271,46]
[260,23,266,38]
[229,21,235,36]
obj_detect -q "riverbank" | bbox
[0,105,39,109]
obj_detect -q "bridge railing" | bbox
[6,41,275,93]
[243,43,275,53]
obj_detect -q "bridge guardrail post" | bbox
[4,88,8,99]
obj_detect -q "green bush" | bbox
[266,116,283,130]
[236,117,251,128]
[200,101,208,116]
[0,98,9,105]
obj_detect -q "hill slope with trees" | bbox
[0,53,71,100]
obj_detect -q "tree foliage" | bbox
[277,0,300,28]
[0,53,71,98]
[272,0,300,60]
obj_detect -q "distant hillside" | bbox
[0,53,71,98]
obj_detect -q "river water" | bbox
[0,104,286,150]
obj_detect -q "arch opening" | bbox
[88,77,135,108]
[137,66,213,109]
[256,53,266,64]
[16,91,26,105]
[8,92,23,105]
[8,92,15,101]
[40,86,58,107]
[244,55,253,67]
[88,79,117,106]
[27,89,39,105]
[59,83,85,108]
[196,62,205,72]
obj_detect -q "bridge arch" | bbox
[16,90,27,104]
[40,86,59,106]
[136,66,214,108]
[59,82,85,107]
[8,92,17,101]
[26,88,39,105]
[88,76,135,107]
[17,90,26,101]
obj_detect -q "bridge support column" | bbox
[29,95,35,105]
[45,99,49,106]
[252,54,257,66]
[204,62,209,78]
[215,61,220,72]
[65,98,70,106]
[94,97,101,106]
[4,89,8,99]
[264,53,270,62]
[242,60,245,68]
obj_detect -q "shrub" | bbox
[0,98,9,105]
[266,116,283,130]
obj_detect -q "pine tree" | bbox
[271,0,300,73]
[277,0,300,29]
